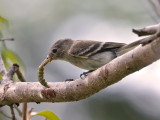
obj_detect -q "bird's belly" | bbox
[68,51,116,70]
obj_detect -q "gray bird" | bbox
[38,38,152,87]
[47,38,148,70]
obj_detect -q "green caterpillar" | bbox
[38,59,50,88]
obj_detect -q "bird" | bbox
[38,38,152,87]
[47,38,151,70]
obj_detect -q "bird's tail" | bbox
[116,37,153,56]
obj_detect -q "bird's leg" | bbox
[80,70,95,79]
[65,70,95,81]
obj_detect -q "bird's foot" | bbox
[80,70,95,79]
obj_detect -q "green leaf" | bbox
[0,43,25,81]
[0,16,18,80]
[31,110,60,120]
[0,16,10,38]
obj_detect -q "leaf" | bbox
[0,16,10,38]
[31,110,60,120]
[0,16,18,80]
[0,43,25,81]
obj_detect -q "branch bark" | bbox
[0,24,160,105]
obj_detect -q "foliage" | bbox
[0,16,9,38]
[0,16,25,80]
[31,110,60,120]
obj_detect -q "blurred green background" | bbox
[0,0,160,120]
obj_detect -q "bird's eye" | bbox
[52,48,57,53]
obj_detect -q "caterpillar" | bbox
[38,59,50,88]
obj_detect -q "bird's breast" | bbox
[65,51,116,70]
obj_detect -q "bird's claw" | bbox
[80,70,95,79]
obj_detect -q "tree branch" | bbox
[27,108,33,120]
[0,24,160,105]
[22,103,27,120]
[132,23,160,36]
[10,104,17,120]
[0,38,14,41]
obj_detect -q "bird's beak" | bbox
[46,55,54,62]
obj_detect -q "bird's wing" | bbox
[68,40,126,58]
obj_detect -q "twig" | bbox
[7,64,28,120]
[10,105,17,120]
[0,56,7,77]
[22,103,27,120]
[132,23,160,36]
[13,64,26,82]
[27,108,33,120]
[0,38,14,41]
[11,64,27,120]
[1,63,27,119]
[119,24,160,51]
[7,64,19,80]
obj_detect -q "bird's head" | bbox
[47,38,73,61]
